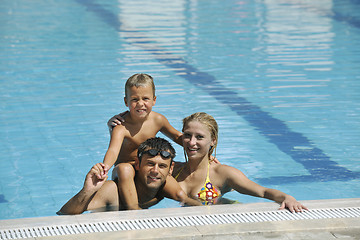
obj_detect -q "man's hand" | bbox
[58,163,110,215]
[83,163,109,193]
[107,111,129,132]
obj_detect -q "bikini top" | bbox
[175,162,221,205]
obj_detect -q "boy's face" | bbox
[124,85,156,118]
[136,151,174,190]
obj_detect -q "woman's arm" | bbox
[262,188,308,212]
[218,165,307,212]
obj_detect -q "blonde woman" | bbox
[173,112,307,212]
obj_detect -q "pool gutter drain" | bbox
[1,207,359,239]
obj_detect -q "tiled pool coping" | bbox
[1,198,359,239]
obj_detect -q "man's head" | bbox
[135,137,176,190]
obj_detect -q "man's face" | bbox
[136,151,173,190]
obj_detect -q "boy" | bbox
[102,73,200,209]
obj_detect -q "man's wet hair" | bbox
[137,137,176,164]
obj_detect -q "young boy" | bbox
[103,73,200,209]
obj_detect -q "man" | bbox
[58,137,176,214]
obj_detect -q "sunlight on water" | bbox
[0,0,359,219]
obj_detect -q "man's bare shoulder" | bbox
[87,180,119,211]
[102,180,118,192]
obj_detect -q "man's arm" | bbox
[161,175,202,206]
[57,163,109,215]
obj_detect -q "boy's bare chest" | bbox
[128,123,160,142]
[123,121,162,149]
[117,123,161,164]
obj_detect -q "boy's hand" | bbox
[103,163,112,175]
[210,155,220,164]
[83,163,108,193]
[107,111,128,131]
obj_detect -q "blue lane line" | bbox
[161,67,360,184]
[0,194,7,203]
[74,0,360,183]
[331,12,360,29]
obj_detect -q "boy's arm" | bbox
[103,125,125,171]
[57,163,109,215]
[161,175,202,206]
[158,114,183,146]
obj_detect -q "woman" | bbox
[173,112,307,212]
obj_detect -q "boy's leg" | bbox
[114,163,140,210]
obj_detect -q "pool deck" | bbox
[1,198,359,239]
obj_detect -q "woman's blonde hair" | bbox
[182,112,218,160]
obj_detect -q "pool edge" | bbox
[1,198,359,239]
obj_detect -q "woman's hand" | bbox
[279,195,308,213]
[210,155,220,164]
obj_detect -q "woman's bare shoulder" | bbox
[212,162,244,176]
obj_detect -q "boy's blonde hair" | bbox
[182,112,218,159]
[125,73,155,99]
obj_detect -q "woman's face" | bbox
[182,120,215,160]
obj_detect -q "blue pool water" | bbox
[1,0,359,220]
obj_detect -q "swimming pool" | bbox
[1,0,359,220]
